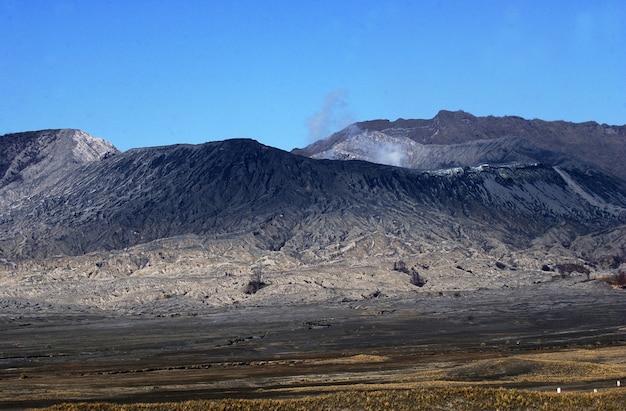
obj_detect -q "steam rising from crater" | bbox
[307,88,354,142]
[374,143,408,167]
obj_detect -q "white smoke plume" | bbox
[374,142,408,167]
[306,88,354,142]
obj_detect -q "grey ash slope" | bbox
[293,110,626,181]
[0,129,119,209]
[0,131,625,262]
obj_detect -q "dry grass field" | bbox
[12,339,626,410]
[32,386,626,411]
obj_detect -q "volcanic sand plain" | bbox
[0,279,625,410]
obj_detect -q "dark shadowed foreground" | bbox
[0,280,625,410]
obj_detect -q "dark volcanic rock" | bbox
[0,134,625,260]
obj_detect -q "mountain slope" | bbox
[1,128,626,311]
[0,129,119,208]
[293,110,626,180]
[1,136,624,261]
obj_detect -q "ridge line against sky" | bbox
[1,0,625,151]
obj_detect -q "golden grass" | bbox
[445,355,623,383]
[22,346,626,410]
[304,353,388,365]
[33,387,626,411]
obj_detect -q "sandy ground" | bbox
[0,279,624,410]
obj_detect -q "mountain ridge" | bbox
[0,129,119,209]
[0,133,624,261]
[293,110,626,181]
[1,125,625,311]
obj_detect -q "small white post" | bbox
[618,380,621,387]
[593,389,598,393]
[556,387,561,394]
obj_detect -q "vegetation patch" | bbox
[601,269,626,289]
[555,263,590,279]
[445,356,621,383]
[245,267,268,294]
[34,387,626,411]
[393,260,427,287]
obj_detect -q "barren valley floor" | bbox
[0,279,625,410]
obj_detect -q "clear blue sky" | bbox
[1,0,624,151]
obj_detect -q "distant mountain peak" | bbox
[293,111,626,180]
[0,128,119,163]
[0,129,120,207]
[65,129,120,161]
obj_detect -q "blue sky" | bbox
[1,0,624,151]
